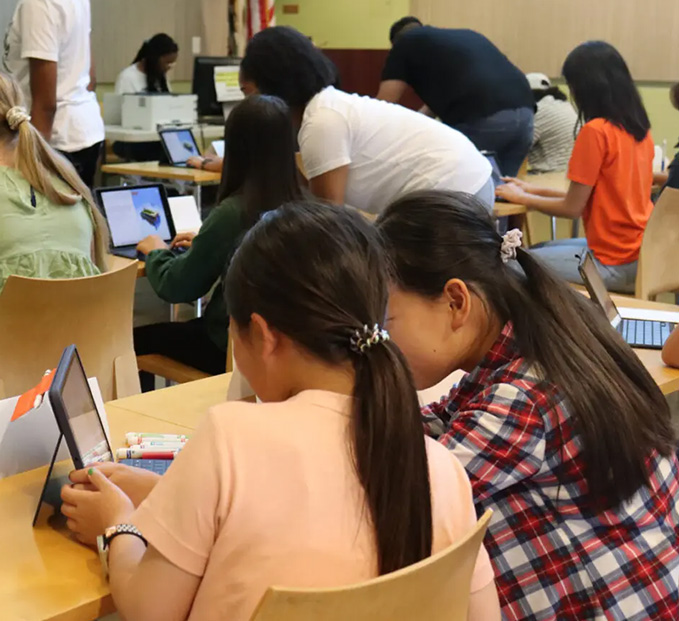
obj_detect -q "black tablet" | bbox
[48,345,113,470]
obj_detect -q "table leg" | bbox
[195,183,202,211]
[571,219,580,238]
[550,216,557,240]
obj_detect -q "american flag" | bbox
[229,0,275,56]
[246,0,276,39]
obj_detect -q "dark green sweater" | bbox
[144,196,243,351]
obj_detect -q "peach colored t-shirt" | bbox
[132,390,494,621]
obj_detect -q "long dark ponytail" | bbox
[377,190,675,511]
[224,201,432,574]
[132,33,178,93]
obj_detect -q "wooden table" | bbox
[0,407,193,621]
[100,161,221,210]
[109,372,233,429]
[610,295,679,395]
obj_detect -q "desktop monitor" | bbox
[192,56,241,118]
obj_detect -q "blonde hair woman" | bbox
[0,72,108,292]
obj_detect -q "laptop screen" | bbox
[160,129,200,165]
[483,152,505,187]
[580,253,621,326]
[99,185,173,247]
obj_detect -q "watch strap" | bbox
[103,523,148,549]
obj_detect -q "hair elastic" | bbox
[350,324,390,355]
[6,106,31,131]
[500,229,523,263]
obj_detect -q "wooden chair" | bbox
[635,187,679,300]
[250,510,492,621]
[0,262,140,401]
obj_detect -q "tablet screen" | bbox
[161,129,199,164]
[99,185,173,247]
[56,350,112,467]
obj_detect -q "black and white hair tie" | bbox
[350,323,390,354]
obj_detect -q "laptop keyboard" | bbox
[619,319,675,348]
[119,459,173,475]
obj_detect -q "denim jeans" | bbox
[455,107,535,177]
[531,238,638,294]
[473,176,495,212]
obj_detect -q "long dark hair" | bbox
[562,41,650,142]
[132,33,178,93]
[225,201,433,574]
[217,95,302,227]
[240,26,337,109]
[377,191,675,511]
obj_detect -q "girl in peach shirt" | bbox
[61,201,500,621]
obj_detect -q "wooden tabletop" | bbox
[493,172,568,219]
[0,407,193,621]
[100,161,222,184]
[109,372,233,429]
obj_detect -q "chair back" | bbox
[0,262,140,401]
[250,510,492,621]
[636,187,679,300]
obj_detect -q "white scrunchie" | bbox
[500,229,523,263]
[6,106,31,131]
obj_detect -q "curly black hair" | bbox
[389,16,422,43]
[240,26,338,109]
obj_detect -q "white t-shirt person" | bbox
[299,87,492,214]
[115,63,173,95]
[3,0,104,154]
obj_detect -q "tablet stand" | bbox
[32,433,68,527]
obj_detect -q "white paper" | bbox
[214,66,245,103]
[619,307,679,323]
[211,140,225,158]
[169,196,202,235]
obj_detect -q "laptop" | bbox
[578,252,679,349]
[482,151,507,202]
[49,345,172,474]
[158,127,201,167]
[95,184,177,259]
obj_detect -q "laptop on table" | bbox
[482,151,508,202]
[578,252,679,349]
[50,345,173,475]
[158,127,201,167]
[95,184,177,259]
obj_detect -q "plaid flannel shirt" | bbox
[423,324,679,620]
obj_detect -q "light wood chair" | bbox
[635,187,679,300]
[0,261,140,401]
[250,510,492,621]
[136,354,211,385]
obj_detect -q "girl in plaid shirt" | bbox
[377,191,679,621]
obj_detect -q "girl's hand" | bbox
[501,177,537,193]
[137,235,168,255]
[496,182,530,204]
[61,468,135,545]
[68,462,160,508]
[171,232,197,249]
[186,156,204,169]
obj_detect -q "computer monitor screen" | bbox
[192,56,241,117]
[97,185,173,247]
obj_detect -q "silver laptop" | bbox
[578,252,679,349]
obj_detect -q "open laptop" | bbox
[158,127,201,167]
[49,345,172,474]
[578,252,679,349]
[95,184,177,259]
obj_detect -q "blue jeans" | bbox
[531,238,638,294]
[473,176,495,212]
[455,107,535,177]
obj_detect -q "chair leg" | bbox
[550,216,557,240]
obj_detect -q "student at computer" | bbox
[238,26,494,213]
[497,42,654,293]
[60,202,500,621]
[0,72,108,293]
[114,33,178,95]
[133,94,303,390]
[377,190,679,621]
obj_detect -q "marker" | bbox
[116,448,178,460]
[129,442,186,450]
[126,433,189,446]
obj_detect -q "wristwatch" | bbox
[97,524,148,579]
[200,158,209,170]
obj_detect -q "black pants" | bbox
[134,318,226,392]
[60,141,104,189]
